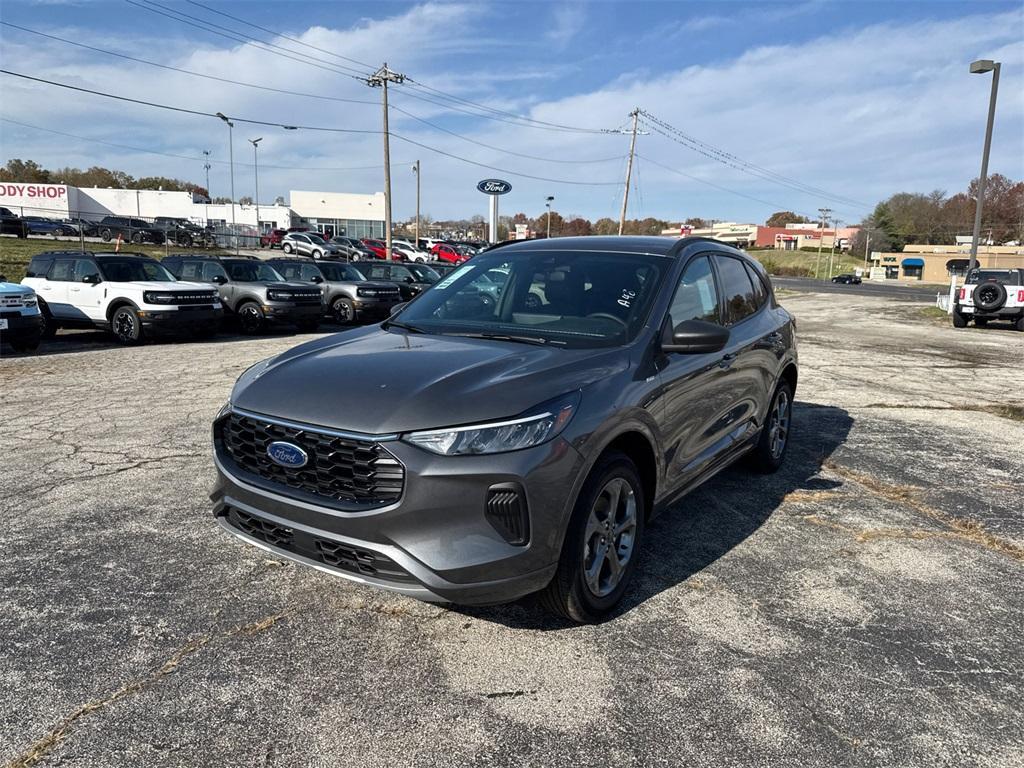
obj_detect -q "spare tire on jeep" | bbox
[974,282,1007,312]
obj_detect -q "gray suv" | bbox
[211,237,798,622]
[268,257,402,324]
[163,255,324,334]
[281,232,345,259]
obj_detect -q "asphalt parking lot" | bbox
[2,293,1022,768]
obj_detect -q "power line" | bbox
[639,111,866,209]
[184,0,376,71]
[1,71,621,187]
[125,0,369,81]
[0,118,407,171]
[0,22,378,106]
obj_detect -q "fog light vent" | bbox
[485,484,529,546]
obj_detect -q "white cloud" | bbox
[545,3,585,47]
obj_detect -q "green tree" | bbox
[765,211,809,228]
[684,217,709,228]
[0,159,51,182]
[592,217,617,235]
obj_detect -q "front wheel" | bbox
[10,333,41,352]
[332,297,355,324]
[312,249,323,259]
[539,452,645,623]
[747,381,793,474]
[130,232,144,244]
[100,229,113,242]
[236,301,265,335]
[111,306,144,344]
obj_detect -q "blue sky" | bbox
[1,0,1022,227]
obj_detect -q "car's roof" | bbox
[483,235,724,257]
[31,250,154,260]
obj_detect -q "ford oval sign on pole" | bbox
[478,179,511,242]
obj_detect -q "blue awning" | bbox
[901,258,925,267]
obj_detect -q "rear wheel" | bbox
[539,452,645,623]
[312,249,323,259]
[100,229,113,242]
[1016,316,1024,332]
[237,301,265,335]
[130,232,144,244]
[332,297,355,324]
[282,243,294,254]
[747,381,793,474]
[952,309,968,328]
[111,305,143,344]
[38,301,57,339]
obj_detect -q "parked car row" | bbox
[0,251,452,352]
[0,210,220,247]
[259,227,483,265]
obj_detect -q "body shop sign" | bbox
[0,184,71,214]
[0,184,68,200]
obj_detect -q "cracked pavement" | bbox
[1,295,1022,767]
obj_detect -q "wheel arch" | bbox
[106,297,140,322]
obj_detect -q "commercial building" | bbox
[871,244,1024,282]
[660,221,859,250]
[0,182,384,238]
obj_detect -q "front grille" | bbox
[1,295,25,309]
[0,311,19,320]
[171,292,219,305]
[291,292,322,305]
[219,412,404,508]
[225,507,415,583]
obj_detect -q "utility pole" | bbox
[367,63,406,261]
[863,232,871,272]
[618,108,639,236]
[412,160,420,249]
[815,207,831,279]
[203,150,211,197]
[546,195,555,239]
[249,138,262,239]
[827,218,840,278]
[216,113,238,254]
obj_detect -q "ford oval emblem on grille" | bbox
[266,441,308,468]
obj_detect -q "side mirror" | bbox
[311,275,324,283]
[0,275,6,282]
[660,319,730,354]
[82,274,101,285]
[403,276,414,283]
[211,275,227,285]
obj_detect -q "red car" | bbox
[361,238,402,260]
[431,243,468,264]
[259,229,288,248]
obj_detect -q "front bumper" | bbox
[353,297,400,317]
[210,413,583,604]
[261,303,324,324]
[137,306,222,332]
[0,313,44,342]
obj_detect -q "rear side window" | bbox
[715,256,758,325]
[48,259,76,281]
[669,256,720,325]
[202,262,228,281]
[276,264,300,279]
[176,262,206,280]
[26,255,54,278]
[744,262,769,308]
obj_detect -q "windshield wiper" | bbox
[383,319,424,333]
[446,331,549,346]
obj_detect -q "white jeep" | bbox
[954,268,1024,331]
[21,250,222,344]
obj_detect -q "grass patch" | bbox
[0,237,224,282]
[749,248,865,280]
[918,306,948,321]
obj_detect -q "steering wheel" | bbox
[587,312,627,327]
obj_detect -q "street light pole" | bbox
[216,112,238,254]
[412,160,420,249]
[202,150,211,197]
[249,137,263,240]
[968,59,1001,274]
[815,207,831,280]
[546,195,554,239]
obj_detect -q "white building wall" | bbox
[289,190,385,222]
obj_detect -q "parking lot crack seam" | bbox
[4,611,290,768]
[820,461,1024,563]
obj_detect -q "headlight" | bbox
[403,392,579,456]
[143,291,177,304]
[267,290,292,301]
[357,287,378,297]
[21,295,37,308]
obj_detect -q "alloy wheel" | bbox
[239,304,263,334]
[333,299,353,323]
[768,389,790,459]
[582,477,638,598]
[113,309,137,342]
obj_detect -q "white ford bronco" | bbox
[0,278,44,352]
[21,250,222,344]
[954,268,1024,331]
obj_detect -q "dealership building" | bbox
[0,182,385,238]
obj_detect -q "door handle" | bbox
[719,353,738,369]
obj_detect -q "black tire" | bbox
[236,301,265,335]
[10,333,41,353]
[974,282,1007,312]
[1016,316,1024,332]
[38,301,57,340]
[539,451,645,623]
[952,309,968,328]
[100,228,113,242]
[332,297,356,324]
[974,317,989,327]
[179,233,193,248]
[130,232,144,245]
[312,249,323,260]
[747,380,793,474]
[110,305,144,344]
[282,243,294,254]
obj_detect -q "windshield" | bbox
[967,269,1020,285]
[406,264,440,283]
[98,258,176,282]
[393,250,666,348]
[319,262,365,281]
[308,234,327,245]
[224,260,284,282]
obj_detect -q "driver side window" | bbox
[669,256,720,326]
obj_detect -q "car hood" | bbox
[232,327,628,434]
[107,280,216,291]
[1,282,33,295]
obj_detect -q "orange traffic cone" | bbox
[115,233,122,252]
